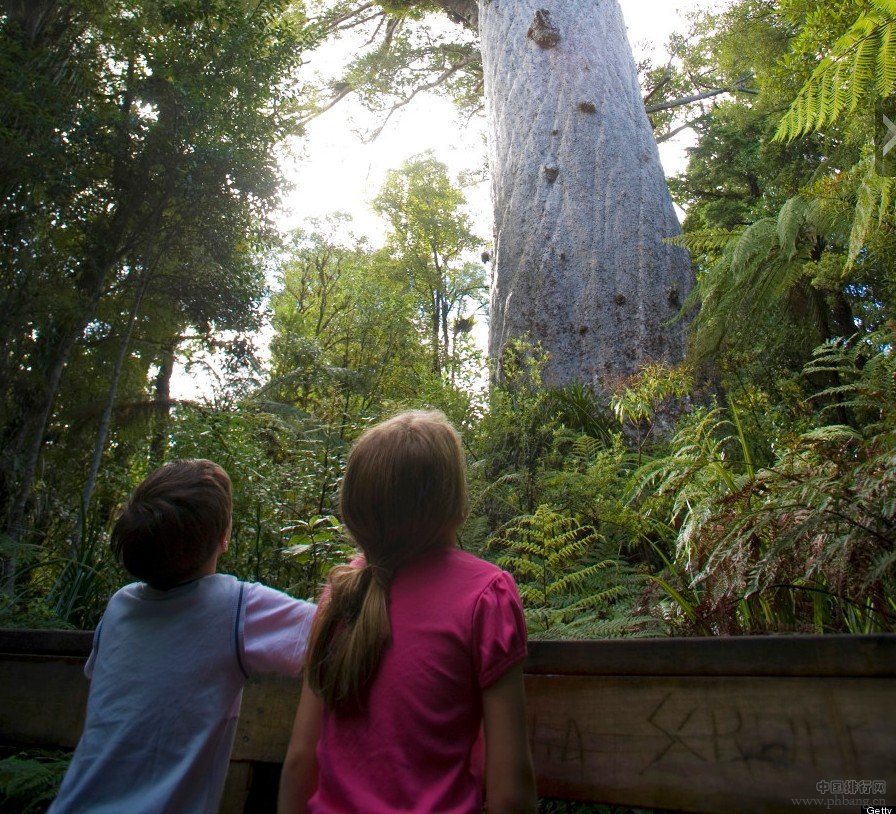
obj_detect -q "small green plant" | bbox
[0,751,70,814]
[488,505,652,638]
[0,520,119,631]
[281,514,353,595]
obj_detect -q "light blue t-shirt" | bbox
[49,574,314,814]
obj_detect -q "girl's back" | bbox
[311,547,526,813]
[278,411,536,814]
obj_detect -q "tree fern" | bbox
[777,194,813,260]
[685,195,824,363]
[803,329,896,431]
[665,228,742,258]
[776,5,896,140]
[845,155,896,266]
[488,505,652,638]
[0,752,70,814]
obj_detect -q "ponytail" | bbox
[306,562,391,712]
[306,410,468,712]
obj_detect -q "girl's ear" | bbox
[220,535,229,554]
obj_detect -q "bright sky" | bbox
[174,1,718,399]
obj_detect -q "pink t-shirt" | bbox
[310,547,527,814]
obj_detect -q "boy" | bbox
[50,459,316,814]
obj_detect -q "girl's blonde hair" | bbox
[306,410,468,711]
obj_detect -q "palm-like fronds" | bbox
[488,505,652,638]
[685,195,822,363]
[843,155,896,266]
[775,2,896,140]
[803,329,896,431]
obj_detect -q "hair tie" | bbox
[366,563,392,588]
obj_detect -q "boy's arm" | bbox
[241,583,316,676]
[482,663,538,813]
[277,677,322,814]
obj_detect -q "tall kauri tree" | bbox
[478,1,692,387]
[310,0,693,389]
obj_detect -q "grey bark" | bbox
[479,1,693,389]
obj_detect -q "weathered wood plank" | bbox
[526,674,895,813]
[4,630,896,676]
[0,653,300,763]
[231,674,301,763]
[2,631,895,814]
[0,629,93,657]
[525,635,896,677]
[0,654,88,750]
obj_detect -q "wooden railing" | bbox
[2,630,895,813]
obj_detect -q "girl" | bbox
[278,411,537,814]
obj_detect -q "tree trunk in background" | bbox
[76,274,148,554]
[148,343,175,468]
[479,0,693,388]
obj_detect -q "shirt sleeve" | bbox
[472,570,528,688]
[241,583,317,677]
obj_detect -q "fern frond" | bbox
[848,158,892,266]
[0,753,70,813]
[799,425,864,443]
[880,175,895,218]
[852,22,881,112]
[666,228,742,255]
[878,14,896,95]
[777,195,810,260]
[729,219,778,283]
[776,8,896,140]
[488,504,647,636]
[549,560,614,595]
[872,0,896,16]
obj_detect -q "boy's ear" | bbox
[220,536,229,554]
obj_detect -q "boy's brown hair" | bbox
[110,459,232,589]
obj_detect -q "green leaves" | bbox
[0,752,71,814]
[488,505,649,638]
[775,3,896,140]
[372,154,485,379]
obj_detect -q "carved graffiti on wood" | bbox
[527,684,876,781]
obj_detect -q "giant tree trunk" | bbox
[477,0,693,388]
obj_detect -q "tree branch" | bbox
[643,70,673,106]
[428,0,478,31]
[297,83,355,128]
[367,54,480,140]
[655,119,702,144]
[645,79,757,115]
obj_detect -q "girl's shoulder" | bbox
[408,547,514,599]
[431,546,504,576]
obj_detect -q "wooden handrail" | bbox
[1,629,894,813]
[5,629,895,675]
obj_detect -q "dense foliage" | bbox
[2,3,895,810]
[1,0,893,646]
